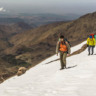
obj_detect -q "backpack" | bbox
[90,34,94,39]
[94,35,96,40]
[58,38,71,47]
[64,38,71,47]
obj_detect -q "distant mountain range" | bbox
[0,18,24,24]
[0,13,81,26]
[17,13,81,26]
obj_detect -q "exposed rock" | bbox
[0,75,5,83]
[69,44,87,56]
[17,67,27,76]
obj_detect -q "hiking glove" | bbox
[93,45,95,48]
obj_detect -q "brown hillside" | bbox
[0,22,34,51]
[3,12,96,65]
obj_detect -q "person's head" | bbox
[60,35,64,41]
[89,36,92,39]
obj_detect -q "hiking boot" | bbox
[88,53,90,55]
[60,68,64,70]
[64,66,67,69]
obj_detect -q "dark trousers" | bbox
[88,46,94,55]
[60,52,67,68]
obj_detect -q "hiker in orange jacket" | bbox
[56,35,71,70]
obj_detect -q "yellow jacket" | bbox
[87,38,95,46]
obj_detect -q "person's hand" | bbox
[67,54,70,56]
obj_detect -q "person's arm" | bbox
[56,41,59,55]
[87,38,89,46]
[93,38,95,46]
[66,42,71,54]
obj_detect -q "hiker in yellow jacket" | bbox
[87,36,95,55]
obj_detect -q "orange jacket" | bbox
[59,43,68,52]
[56,41,71,54]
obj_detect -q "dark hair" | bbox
[60,35,64,39]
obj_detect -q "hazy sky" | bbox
[0,0,96,15]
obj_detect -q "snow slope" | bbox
[0,41,96,96]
